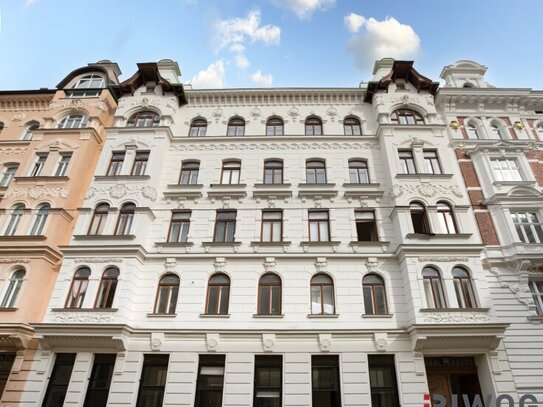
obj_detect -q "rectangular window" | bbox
[83,354,116,407]
[179,161,199,185]
[398,150,416,174]
[213,210,236,242]
[355,211,378,242]
[261,210,283,242]
[131,151,150,176]
[423,150,442,174]
[311,355,341,407]
[309,210,330,242]
[168,211,191,243]
[529,280,543,316]
[107,152,125,176]
[0,166,18,187]
[221,161,241,184]
[195,355,225,407]
[254,355,282,407]
[511,212,543,243]
[41,353,76,407]
[368,355,400,407]
[490,158,522,181]
[54,153,72,177]
[136,354,169,407]
[30,154,48,177]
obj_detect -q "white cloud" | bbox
[216,10,280,51]
[24,0,40,6]
[235,54,250,69]
[229,44,245,54]
[251,70,273,87]
[271,0,335,19]
[347,16,421,69]
[344,12,366,33]
[190,60,226,89]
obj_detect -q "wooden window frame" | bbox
[189,119,207,137]
[260,210,283,242]
[65,268,91,309]
[452,267,477,308]
[344,117,362,136]
[422,267,447,308]
[135,354,169,407]
[423,149,442,174]
[311,355,341,407]
[220,161,241,184]
[178,161,200,185]
[398,149,417,174]
[305,117,323,135]
[257,273,282,315]
[349,160,370,183]
[227,118,245,136]
[153,274,180,314]
[310,274,335,315]
[266,117,284,136]
[130,151,150,176]
[213,210,237,243]
[205,274,230,315]
[254,355,283,407]
[362,274,388,315]
[167,211,191,243]
[88,203,109,235]
[106,151,126,176]
[410,202,431,234]
[308,210,331,242]
[437,202,458,234]
[127,111,160,128]
[263,159,284,184]
[355,210,378,242]
[306,159,327,184]
[94,267,119,309]
[390,109,424,125]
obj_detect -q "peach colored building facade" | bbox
[0,61,120,406]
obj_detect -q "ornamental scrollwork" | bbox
[50,312,114,323]
[389,183,463,198]
[6,186,69,199]
[85,185,158,201]
[423,312,489,323]
[170,142,379,152]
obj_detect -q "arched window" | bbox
[179,160,200,185]
[422,267,446,308]
[258,274,282,315]
[344,116,362,136]
[452,267,477,308]
[349,159,369,183]
[189,119,207,137]
[310,274,335,315]
[263,159,283,184]
[22,121,39,141]
[362,274,387,315]
[88,203,110,235]
[220,160,241,184]
[127,111,160,128]
[1,269,25,308]
[58,114,88,129]
[154,274,180,314]
[437,202,457,234]
[536,123,543,140]
[390,109,424,125]
[29,203,50,236]
[65,267,91,308]
[266,117,284,136]
[4,204,25,236]
[206,274,230,315]
[490,121,508,139]
[95,267,119,309]
[0,165,18,187]
[227,117,245,136]
[466,121,480,139]
[115,203,135,235]
[70,74,105,97]
[306,159,326,184]
[305,116,323,135]
[410,202,431,234]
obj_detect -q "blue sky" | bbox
[1,0,542,90]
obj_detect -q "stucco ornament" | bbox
[263,258,277,272]
[110,185,128,199]
[50,312,113,323]
[326,107,338,121]
[206,333,219,351]
[85,187,97,199]
[11,112,25,121]
[365,258,381,273]
[214,258,227,273]
[171,142,379,152]
[262,334,275,352]
[141,186,158,201]
[318,334,332,352]
[374,333,388,351]
[74,258,123,263]
[423,312,489,323]
[250,107,262,119]
[0,258,31,264]
[388,183,464,198]
[287,106,299,118]
[0,147,27,155]
[314,258,328,273]
[212,108,223,123]
[418,183,436,197]
[6,186,68,199]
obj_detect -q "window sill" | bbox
[254,183,292,188]
[95,175,150,181]
[307,314,339,319]
[155,241,194,247]
[251,241,291,246]
[208,184,247,200]
[0,235,46,241]
[300,241,341,247]
[199,314,231,318]
[406,233,472,239]
[202,241,242,247]
[166,183,204,189]
[51,308,119,312]
[14,176,69,183]
[253,314,284,318]
[395,173,454,180]
[210,183,247,189]
[253,184,293,199]
[298,183,336,188]
[147,313,177,318]
[342,183,384,199]
[419,308,490,313]
[350,240,390,246]
[492,180,535,187]
[0,307,18,312]
[527,315,543,324]
[73,234,136,240]
[362,314,394,318]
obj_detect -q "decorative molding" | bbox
[150,332,164,351]
[50,312,114,323]
[389,183,464,198]
[74,258,123,263]
[214,257,227,273]
[0,147,28,155]
[6,186,69,199]
[0,258,31,264]
[206,333,219,352]
[164,258,177,272]
[314,257,328,273]
[414,352,425,376]
[86,185,157,201]
[423,311,489,323]
[417,257,470,263]
[263,257,277,272]
[318,333,332,352]
[365,258,381,273]
[373,332,388,351]
[262,333,275,352]
[170,141,379,152]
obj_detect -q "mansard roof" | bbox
[119,62,187,106]
[364,60,439,103]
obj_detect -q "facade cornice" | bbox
[0,93,54,112]
[0,245,63,265]
[451,139,543,154]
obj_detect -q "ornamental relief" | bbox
[74,258,123,263]
[0,258,31,264]
[0,147,28,155]
[6,186,69,199]
[417,257,470,263]
[50,312,114,323]
[86,185,157,201]
[389,183,464,198]
[423,312,489,323]
[170,142,379,152]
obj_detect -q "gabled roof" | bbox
[119,62,187,106]
[364,60,439,103]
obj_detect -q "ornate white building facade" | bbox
[14,59,543,407]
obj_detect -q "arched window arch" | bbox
[206,273,230,315]
[58,114,88,129]
[489,120,508,139]
[452,267,477,308]
[22,121,40,141]
[422,267,446,308]
[466,120,480,139]
[95,267,120,309]
[258,273,282,315]
[154,274,180,314]
[0,164,19,187]
[437,201,457,234]
[179,160,200,185]
[115,203,135,235]
[29,203,50,236]
[70,74,105,97]
[310,274,335,315]
[390,109,424,125]
[349,159,369,183]
[1,269,25,308]
[65,267,91,308]
[88,203,110,235]
[362,274,387,315]
[220,160,241,184]
[263,159,283,184]
[305,116,323,135]
[344,116,362,136]
[227,117,245,136]
[189,118,207,137]
[127,111,160,128]
[4,204,25,236]
[410,201,431,234]
[306,159,326,184]
[266,117,284,136]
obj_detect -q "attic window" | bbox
[463,83,475,88]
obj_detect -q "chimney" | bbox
[157,59,181,84]
[372,58,395,81]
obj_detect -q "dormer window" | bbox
[58,114,88,129]
[127,111,160,128]
[68,74,104,97]
[390,109,424,125]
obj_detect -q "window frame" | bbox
[22,122,39,141]
[153,273,180,314]
[355,210,379,242]
[306,159,327,184]
[189,119,207,137]
[127,111,160,128]
[349,159,370,184]
[257,273,282,315]
[29,153,48,177]
[311,355,341,407]
[106,151,125,176]
[82,354,116,407]
[205,273,230,315]
[54,153,72,177]
[0,269,25,308]
[178,161,200,185]
[261,210,283,242]
[213,210,237,243]
[226,117,245,136]
[410,202,431,234]
[220,160,241,185]
[88,203,110,235]
[94,267,120,309]
[114,203,135,236]
[390,109,424,125]
[398,149,417,174]
[254,355,283,407]
[529,279,543,316]
[305,116,323,136]
[422,267,447,308]
[194,355,226,407]
[130,151,150,176]
[29,203,50,236]
[436,202,458,234]
[4,204,25,236]
[510,211,543,244]
[452,267,477,309]
[308,210,331,242]
[368,355,401,407]
[490,157,523,182]
[167,211,191,243]
[362,274,388,315]
[135,354,169,407]
[310,274,335,315]
[423,149,442,174]
[0,165,18,187]
[58,114,88,129]
[65,267,91,309]
[266,117,284,136]
[343,116,362,136]
[41,353,76,407]
[263,159,284,184]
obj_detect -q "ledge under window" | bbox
[492,180,536,187]
[350,240,390,247]
[300,241,341,247]
[155,241,194,247]
[95,175,151,181]
[343,183,384,199]
[14,176,69,183]
[253,184,293,199]
[307,314,339,319]
[51,308,119,313]
[208,184,247,200]
[419,308,490,313]
[395,173,454,180]
[147,313,177,318]
[253,314,284,318]
[527,315,543,324]
[0,235,46,242]
[199,314,231,318]
[202,241,242,247]
[362,314,394,318]
[406,233,472,239]
[251,241,291,247]
[73,234,136,240]
[0,307,17,312]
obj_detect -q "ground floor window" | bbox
[195,355,225,407]
[0,353,15,398]
[83,354,116,407]
[311,355,341,407]
[368,355,400,407]
[136,354,169,407]
[41,353,76,407]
